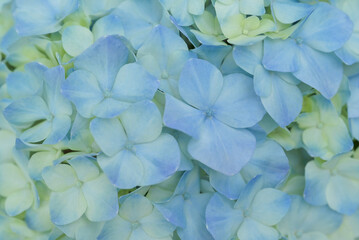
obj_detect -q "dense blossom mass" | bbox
[0,0,359,239]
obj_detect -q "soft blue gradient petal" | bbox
[3,96,50,127]
[90,118,127,156]
[262,38,299,72]
[237,218,279,240]
[294,2,353,52]
[140,209,175,238]
[20,120,52,143]
[188,118,256,176]
[98,216,132,240]
[82,174,119,222]
[213,73,265,128]
[163,94,205,138]
[43,115,71,145]
[112,63,158,102]
[254,66,302,127]
[74,35,129,92]
[239,0,265,16]
[241,140,289,188]
[97,151,143,189]
[5,189,33,216]
[50,187,87,225]
[136,133,180,186]
[304,161,330,206]
[92,98,131,118]
[120,101,162,143]
[13,0,78,36]
[233,42,262,75]
[249,188,291,225]
[272,0,313,24]
[61,70,103,118]
[179,58,223,110]
[42,164,77,192]
[155,195,186,228]
[206,193,243,240]
[119,194,153,222]
[209,170,245,200]
[293,44,343,99]
[69,156,99,182]
[326,175,359,215]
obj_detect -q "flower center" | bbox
[295,38,303,45]
[131,221,140,229]
[161,71,169,79]
[124,142,135,152]
[103,90,112,98]
[183,192,191,200]
[205,109,214,118]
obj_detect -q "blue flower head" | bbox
[4,63,72,144]
[164,58,265,175]
[61,35,159,119]
[91,100,181,189]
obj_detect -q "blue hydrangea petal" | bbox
[241,140,289,188]
[254,67,303,127]
[61,70,103,118]
[272,0,313,24]
[3,96,51,127]
[178,193,214,240]
[69,156,100,182]
[74,35,129,92]
[239,0,265,16]
[112,63,159,103]
[92,98,131,119]
[300,232,328,240]
[56,216,104,240]
[235,175,264,210]
[188,118,256,176]
[154,195,186,228]
[293,44,343,99]
[43,115,71,145]
[120,100,162,144]
[335,31,359,65]
[303,161,330,206]
[97,151,143,189]
[262,38,299,72]
[119,194,153,222]
[98,216,132,240]
[92,14,124,41]
[163,94,205,138]
[6,62,46,99]
[206,193,243,240]
[5,188,33,217]
[82,174,119,222]
[42,164,77,192]
[324,121,353,157]
[208,170,245,200]
[294,2,353,53]
[20,120,52,143]
[213,73,265,128]
[0,163,28,196]
[249,188,291,226]
[233,43,262,75]
[237,218,279,240]
[136,133,180,186]
[179,58,223,110]
[114,0,167,49]
[302,128,328,158]
[90,118,127,157]
[326,175,359,215]
[50,187,87,225]
[13,0,79,36]
[140,208,176,238]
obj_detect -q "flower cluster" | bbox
[0,0,358,239]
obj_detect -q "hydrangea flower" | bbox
[206,175,291,240]
[164,58,265,175]
[42,156,118,225]
[304,154,359,215]
[206,139,289,199]
[263,2,353,99]
[296,95,353,160]
[137,25,192,98]
[13,0,79,36]
[98,194,175,240]
[277,196,342,240]
[61,35,158,118]
[334,0,359,65]
[0,162,34,216]
[4,63,72,144]
[91,100,180,189]
[233,42,303,127]
[154,167,214,240]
